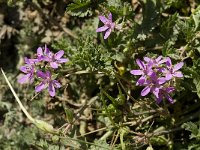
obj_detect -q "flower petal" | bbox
[156,97,163,104]
[147,69,153,76]
[108,13,112,21]
[50,62,58,69]
[18,74,31,84]
[150,72,157,81]
[152,87,160,98]
[29,73,34,83]
[57,58,69,63]
[36,70,47,79]
[157,77,166,84]
[147,60,154,68]
[99,15,109,24]
[96,26,109,32]
[24,57,30,64]
[35,82,46,92]
[43,56,51,62]
[165,73,173,80]
[165,87,175,93]
[157,67,165,73]
[155,56,162,62]
[37,47,43,57]
[47,52,54,59]
[141,86,151,96]
[136,59,145,70]
[173,71,183,78]
[52,80,61,88]
[173,62,184,72]
[25,57,38,64]
[165,94,174,103]
[130,70,143,75]
[20,66,29,73]
[144,57,151,63]
[158,58,167,64]
[136,76,146,85]
[54,50,64,60]
[29,59,38,64]
[156,92,163,104]
[44,44,50,54]
[166,57,172,67]
[104,28,112,39]
[48,82,55,97]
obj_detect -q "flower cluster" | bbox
[130,56,184,104]
[17,13,184,104]
[18,45,68,97]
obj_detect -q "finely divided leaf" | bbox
[66,0,92,17]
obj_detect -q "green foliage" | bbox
[192,6,200,31]
[182,122,200,150]
[66,0,93,17]
[89,140,111,150]
[107,0,133,17]
[182,122,200,140]
[2,0,200,149]
[192,59,200,98]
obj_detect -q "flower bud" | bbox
[34,119,59,134]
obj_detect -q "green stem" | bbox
[59,136,110,149]
[115,74,138,103]
[1,68,59,134]
[1,68,34,123]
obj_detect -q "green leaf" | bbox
[64,107,74,123]
[140,0,160,31]
[193,77,200,99]
[161,13,179,39]
[150,135,168,146]
[112,52,125,62]
[192,5,200,31]
[89,139,111,150]
[188,144,200,150]
[182,122,200,140]
[66,0,92,17]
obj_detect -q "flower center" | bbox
[26,66,32,72]
[37,53,42,57]
[105,21,112,28]
[46,76,51,82]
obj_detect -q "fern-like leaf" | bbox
[66,0,92,17]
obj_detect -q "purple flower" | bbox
[130,59,153,85]
[24,57,38,64]
[144,56,166,72]
[141,72,166,98]
[144,56,165,65]
[18,58,35,84]
[130,56,184,104]
[36,45,50,62]
[165,57,184,80]
[157,87,175,104]
[45,50,69,69]
[96,13,116,39]
[35,70,61,97]
[35,45,68,68]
